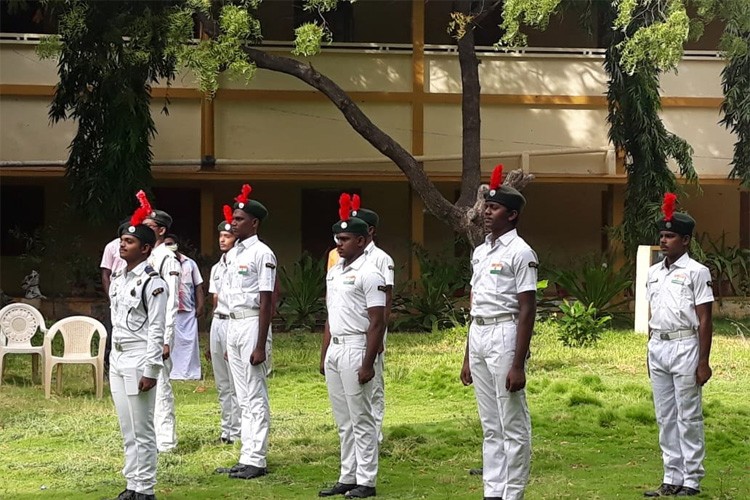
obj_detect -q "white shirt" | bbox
[364,241,395,287]
[147,243,181,345]
[100,238,126,275]
[224,235,277,312]
[209,255,231,316]
[110,261,167,379]
[175,254,203,312]
[469,229,538,317]
[326,254,386,336]
[647,253,714,332]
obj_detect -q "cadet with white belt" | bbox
[216,184,276,480]
[142,206,181,453]
[350,198,394,444]
[319,194,386,499]
[644,193,714,498]
[461,164,537,500]
[109,196,167,500]
[207,208,241,444]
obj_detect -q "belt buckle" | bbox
[660,333,670,340]
[475,317,485,326]
[332,337,340,345]
[229,312,237,320]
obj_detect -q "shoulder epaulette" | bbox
[144,265,159,277]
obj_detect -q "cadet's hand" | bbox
[204,347,211,362]
[250,347,266,366]
[139,376,157,392]
[162,345,171,361]
[460,359,473,386]
[195,306,205,318]
[358,364,375,385]
[319,361,325,376]
[506,366,526,392]
[224,351,229,362]
[696,361,712,386]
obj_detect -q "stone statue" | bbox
[21,271,46,299]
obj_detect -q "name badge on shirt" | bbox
[238,265,249,276]
[490,262,503,275]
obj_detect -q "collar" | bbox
[364,240,377,255]
[662,252,689,270]
[485,228,518,248]
[127,260,149,277]
[339,252,367,272]
[236,235,259,250]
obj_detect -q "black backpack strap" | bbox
[141,265,160,306]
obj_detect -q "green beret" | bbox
[119,223,156,247]
[332,216,369,237]
[234,200,268,221]
[657,212,695,236]
[148,209,173,229]
[351,208,378,228]
[484,185,526,212]
[217,221,232,233]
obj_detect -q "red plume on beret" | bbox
[351,194,361,212]
[339,193,352,221]
[490,164,503,190]
[662,192,677,222]
[131,190,152,227]
[223,204,233,224]
[235,184,252,205]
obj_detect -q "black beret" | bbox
[484,185,526,212]
[333,216,369,237]
[234,200,268,221]
[351,208,379,228]
[147,209,173,229]
[657,212,695,236]
[119,223,156,247]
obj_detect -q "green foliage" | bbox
[550,256,632,314]
[719,21,750,187]
[557,299,611,348]
[292,22,329,57]
[498,0,563,47]
[42,0,178,223]
[278,253,327,331]
[699,232,750,298]
[392,245,471,332]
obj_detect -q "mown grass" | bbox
[1,320,748,499]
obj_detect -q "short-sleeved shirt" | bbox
[469,229,538,317]
[224,235,277,312]
[326,254,386,336]
[147,243,181,345]
[110,260,167,379]
[364,241,395,288]
[100,238,126,275]
[176,255,203,312]
[647,253,714,332]
[209,255,231,315]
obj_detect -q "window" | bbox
[151,187,201,258]
[0,1,58,35]
[1,185,45,256]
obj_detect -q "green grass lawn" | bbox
[1,320,749,499]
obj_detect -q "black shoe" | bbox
[484,497,503,500]
[469,468,483,476]
[214,463,245,474]
[113,490,135,500]
[675,487,700,497]
[319,482,357,497]
[644,484,682,497]
[345,486,376,498]
[134,494,156,500]
[219,437,235,444]
[229,464,268,479]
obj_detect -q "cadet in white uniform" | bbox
[461,165,536,500]
[143,208,181,453]
[109,210,167,500]
[319,195,386,499]
[216,184,275,480]
[644,193,714,498]
[207,215,241,444]
[350,203,394,443]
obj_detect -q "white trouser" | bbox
[171,311,202,380]
[154,356,177,452]
[109,345,158,495]
[210,317,240,440]
[371,330,387,443]
[325,336,378,487]
[648,335,705,490]
[227,316,270,468]
[469,321,531,500]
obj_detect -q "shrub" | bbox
[557,300,611,348]
[278,253,326,331]
[550,256,632,315]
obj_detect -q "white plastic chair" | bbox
[43,316,108,399]
[0,303,47,387]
